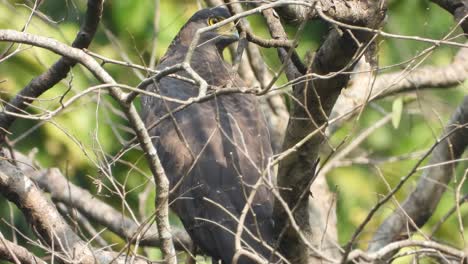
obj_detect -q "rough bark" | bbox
[0,236,46,264]
[268,1,387,263]
[275,0,382,25]
[27,166,191,250]
[0,160,147,264]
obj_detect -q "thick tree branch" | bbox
[0,29,177,264]
[350,239,466,263]
[368,96,468,255]
[0,0,103,143]
[430,0,468,34]
[0,160,147,264]
[330,43,467,132]
[275,0,383,25]
[25,166,191,250]
[237,5,341,262]
[0,235,46,264]
[275,28,362,264]
[373,42,467,97]
[260,1,386,263]
[0,160,93,263]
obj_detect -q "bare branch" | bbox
[0,0,104,142]
[315,6,467,48]
[373,44,468,97]
[0,159,147,264]
[0,234,46,264]
[330,41,467,134]
[2,2,465,263]
[275,0,380,24]
[26,166,191,250]
[368,96,468,256]
[350,239,466,263]
[266,1,386,262]
[0,29,177,264]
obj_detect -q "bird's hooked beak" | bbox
[216,21,239,42]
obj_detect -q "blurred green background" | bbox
[0,0,466,263]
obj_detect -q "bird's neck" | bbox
[192,47,232,86]
[162,45,232,86]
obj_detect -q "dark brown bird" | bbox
[141,7,277,264]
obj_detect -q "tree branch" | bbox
[0,29,177,264]
[275,0,384,25]
[373,42,467,97]
[351,239,466,263]
[0,0,104,143]
[262,1,386,263]
[430,0,468,34]
[25,166,191,250]
[0,234,46,264]
[368,95,468,256]
[0,159,148,264]
[330,42,468,132]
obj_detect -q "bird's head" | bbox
[176,7,239,52]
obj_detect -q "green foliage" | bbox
[0,0,466,262]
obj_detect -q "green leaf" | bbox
[392,97,404,129]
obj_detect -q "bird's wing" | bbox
[141,74,276,260]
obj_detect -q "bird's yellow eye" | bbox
[208,17,222,26]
